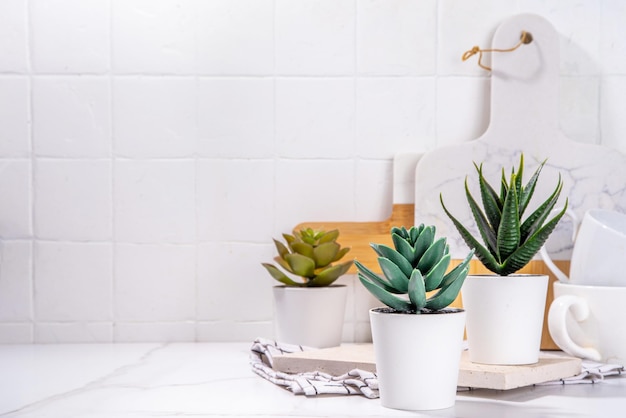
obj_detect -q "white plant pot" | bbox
[369,308,466,411]
[462,274,549,365]
[273,285,347,348]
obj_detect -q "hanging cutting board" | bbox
[415,13,626,260]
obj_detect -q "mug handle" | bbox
[539,207,579,283]
[548,295,602,361]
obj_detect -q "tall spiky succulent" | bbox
[440,154,568,276]
[355,225,474,313]
[262,228,353,287]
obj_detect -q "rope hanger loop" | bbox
[462,31,533,72]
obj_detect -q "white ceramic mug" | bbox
[540,208,626,287]
[548,282,626,365]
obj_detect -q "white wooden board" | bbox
[273,344,582,390]
[413,14,626,260]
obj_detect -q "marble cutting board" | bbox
[414,13,626,260]
[273,344,582,390]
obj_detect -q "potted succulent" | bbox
[440,154,567,365]
[262,228,353,348]
[355,225,474,411]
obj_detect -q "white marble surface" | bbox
[1,342,625,418]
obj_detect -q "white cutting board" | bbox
[414,14,626,260]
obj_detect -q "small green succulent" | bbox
[262,228,353,287]
[440,154,568,276]
[355,225,474,313]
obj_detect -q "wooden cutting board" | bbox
[273,344,582,390]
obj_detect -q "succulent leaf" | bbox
[416,237,447,274]
[408,269,427,310]
[333,247,351,262]
[290,242,314,259]
[318,229,339,244]
[261,263,304,286]
[496,174,521,262]
[285,253,315,277]
[392,232,417,264]
[475,163,502,232]
[274,239,290,259]
[465,179,498,255]
[312,241,340,268]
[308,261,352,287]
[413,225,435,262]
[359,274,412,311]
[423,253,451,291]
[371,243,413,278]
[378,257,410,293]
[355,260,403,294]
[425,266,468,310]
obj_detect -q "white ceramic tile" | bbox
[0,0,27,73]
[436,77,490,146]
[196,0,273,75]
[274,159,356,231]
[275,0,355,75]
[114,322,195,342]
[354,159,393,221]
[0,323,32,343]
[30,0,110,73]
[0,76,29,157]
[275,78,355,158]
[196,321,273,342]
[559,76,599,144]
[32,76,111,158]
[114,160,196,243]
[113,77,196,158]
[114,244,196,321]
[112,0,195,74]
[197,160,274,243]
[437,0,516,75]
[197,78,274,158]
[0,241,32,321]
[34,160,112,241]
[34,322,113,343]
[357,0,436,75]
[197,242,273,322]
[600,76,626,154]
[356,77,435,158]
[0,160,31,238]
[34,241,113,321]
[600,0,626,74]
[519,0,601,76]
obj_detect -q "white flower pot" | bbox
[369,308,466,411]
[273,285,347,348]
[462,274,549,365]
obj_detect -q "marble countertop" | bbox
[2,342,625,418]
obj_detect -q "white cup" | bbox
[548,282,626,365]
[540,208,626,287]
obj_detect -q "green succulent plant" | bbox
[355,225,474,313]
[262,228,353,287]
[440,154,568,276]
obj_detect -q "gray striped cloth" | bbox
[250,338,378,398]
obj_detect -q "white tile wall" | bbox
[1,0,626,343]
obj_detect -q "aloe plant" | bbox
[440,154,568,276]
[262,228,353,287]
[355,225,474,313]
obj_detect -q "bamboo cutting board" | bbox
[273,344,582,390]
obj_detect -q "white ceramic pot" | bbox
[369,308,466,411]
[462,274,549,365]
[273,285,347,348]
